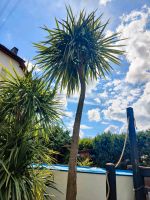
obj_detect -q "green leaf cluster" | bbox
[46,125,71,164]
[77,158,93,167]
[34,6,124,95]
[0,69,61,200]
[79,131,150,168]
[79,138,93,151]
[0,68,61,136]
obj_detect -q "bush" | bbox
[0,68,61,199]
[77,158,93,167]
[78,131,150,168]
[0,124,56,200]
[47,125,71,164]
[79,138,93,151]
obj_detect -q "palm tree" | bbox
[0,68,61,199]
[0,121,56,200]
[0,67,61,133]
[34,7,124,200]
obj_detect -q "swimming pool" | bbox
[41,164,133,176]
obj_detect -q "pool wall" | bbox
[48,166,134,200]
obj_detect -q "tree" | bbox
[93,133,114,167]
[0,68,61,133]
[137,131,150,166]
[79,138,93,151]
[47,125,71,163]
[34,6,124,200]
[0,122,56,200]
[92,133,130,168]
[0,68,61,199]
[112,133,130,168]
[82,131,150,168]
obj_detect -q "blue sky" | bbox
[0,0,150,138]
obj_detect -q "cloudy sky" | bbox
[0,0,150,138]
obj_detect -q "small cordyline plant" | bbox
[0,67,61,200]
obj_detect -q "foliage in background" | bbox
[137,131,150,166]
[46,125,71,164]
[78,138,93,151]
[92,132,130,168]
[0,68,61,200]
[77,158,93,167]
[78,131,150,168]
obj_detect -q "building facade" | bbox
[0,44,26,79]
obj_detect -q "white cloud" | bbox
[65,122,89,139]
[103,79,121,92]
[99,90,108,98]
[102,78,150,131]
[80,124,92,130]
[84,100,96,105]
[105,30,114,37]
[104,125,119,134]
[102,6,150,132]
[102,81,139,123]
[105,82,113,87]
[25,60,41,73]
[129,88,141,97]
[119,124,127,134]
[57,88,68,109]
[67,125,85,139]
[25,60,33,72]
[133,81,150,130]
[101,121,109,125]
[113,79,121,86]
[68,98,96,105]
[99,0,111,6]
[117,5,150,84]
[86,78,100,94]
[103,105,126,123]
[87,108,101,122]
[80,130,85,138]
[94,97,101,103]
[64,111,74,118]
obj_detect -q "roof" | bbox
[0,44,26,71]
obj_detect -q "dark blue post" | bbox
[127,107,146,200]
[106,163,117,200]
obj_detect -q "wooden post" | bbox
[106,163,117,200]
[126,107,146,200]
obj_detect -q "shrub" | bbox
[0,68,61,199]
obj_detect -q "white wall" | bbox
[49,170,134,200]
[0,50,24,79]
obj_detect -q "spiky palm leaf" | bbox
[0,68,61,199]
[34,6,124,95]
[0,67,61,137]
[0,123,56,200]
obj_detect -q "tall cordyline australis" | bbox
[34,6,124,200]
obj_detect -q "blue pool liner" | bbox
[36,164,133,176]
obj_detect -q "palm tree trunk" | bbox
[66,67,86,200]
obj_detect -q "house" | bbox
[0,44,26,78]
